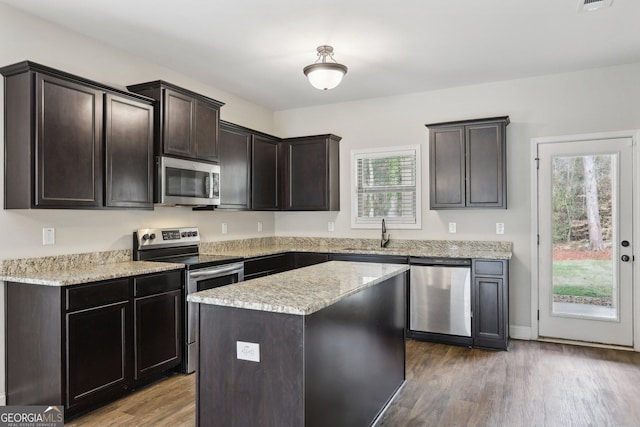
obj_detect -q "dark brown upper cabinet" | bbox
[252,134,280,210]
[426,116,509,209]
[217,121,282,211]
[216,121,340,212]
[0,61,155,209]
[105,94,154,208]
[217,121,252,210]
[282,135,341,211]
[127,81,224,163]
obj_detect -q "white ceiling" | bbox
[3,0,639,110]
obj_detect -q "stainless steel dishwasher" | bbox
[408,257,472,346]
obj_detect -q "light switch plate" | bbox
[448,222,457,233]
[257,221,263,232]
[222,223,228,234]
[42,228,55,245]
[328,221,335,232]
[496,223,505,234]
[237,341,260,362]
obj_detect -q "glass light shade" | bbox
[303,63,348,90]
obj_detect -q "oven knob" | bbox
[181,232,187,238]
[193,231,198,237]
[142,233,150,241]
[149,233,156,240]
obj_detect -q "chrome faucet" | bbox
[381,218,390,248]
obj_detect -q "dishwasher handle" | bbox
[409,257,471,266]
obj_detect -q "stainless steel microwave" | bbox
[156,156,220,206]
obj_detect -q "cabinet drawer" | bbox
[244,254,291,276]
[134,270,182,298]
[66,278,130,312]
[473,260,504,276]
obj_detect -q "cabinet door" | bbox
[163,88,195,158]
[134,289,182,381]
[218,124,251,209]
[251,135,280,210]
[35,73,103,207]
[429,127,465,209]
[105,94,154,208]
[195,99,220,162]
[286,138,328,210]
[466,122,505,208]
[66,300,130,409]
[473,268,508,350]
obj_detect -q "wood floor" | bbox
[67,339,640,426]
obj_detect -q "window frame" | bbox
[350,144,422,229]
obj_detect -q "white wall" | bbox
[274,62,640,335]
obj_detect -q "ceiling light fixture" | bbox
[303,45,348,90]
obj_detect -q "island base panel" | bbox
[197,307,304,427]
[196,272,407,427]
[305,272,406,427]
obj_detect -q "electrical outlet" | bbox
[257,221,263,232]
[236,341,260,362]
[222,223,228,234]
[328,221,335,232]
[42,228,55,245]
[496,223,505,234]
[448,222,457,233]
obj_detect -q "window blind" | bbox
[354,147,418,225]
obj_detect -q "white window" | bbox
[351,145,421,229]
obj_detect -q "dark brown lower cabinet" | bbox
[292,252,329,269]
[134,288,182,381]
[243,253,293,280]
[472,259,509,350]
[67,299,130,410]
[6,270,183,419]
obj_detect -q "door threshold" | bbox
[538,337,634,351]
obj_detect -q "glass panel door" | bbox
[538,137,633,346]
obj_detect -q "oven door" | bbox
[157,156,220,206]
[185,262,244,373]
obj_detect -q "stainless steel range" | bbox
[133,227,244,374]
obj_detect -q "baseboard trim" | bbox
[509,325,532,340]
[538,337,635,351]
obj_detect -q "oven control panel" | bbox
[135,227,200,249]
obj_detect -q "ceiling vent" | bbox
[578,0,613,12]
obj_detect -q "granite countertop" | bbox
[188,261,409,315]
[0,237,511,287]
[199,237,513,260]
[0,250,184,286]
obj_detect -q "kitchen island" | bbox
[188,261,409,427]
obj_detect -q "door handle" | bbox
[621,255,630,262]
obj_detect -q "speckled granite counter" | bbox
[188,261,409,315]
[0,250,184,286]
[199,236,512,260]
